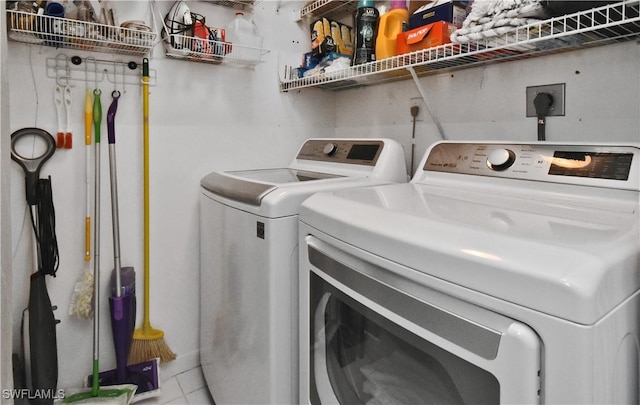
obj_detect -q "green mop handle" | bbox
[92,88,102,397]
[94,89,102,144]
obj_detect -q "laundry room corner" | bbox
[3,0,640,403]
[3,0,342,395]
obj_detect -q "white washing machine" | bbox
[299,141,640,404]
[200,138,407,404]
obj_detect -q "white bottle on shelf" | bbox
[226,12,263,63]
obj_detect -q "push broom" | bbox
[128,58,176,365]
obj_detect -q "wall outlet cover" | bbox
[526,83,565,117]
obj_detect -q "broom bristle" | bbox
[128,337,176,365]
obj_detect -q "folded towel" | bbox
[451,0,549,43]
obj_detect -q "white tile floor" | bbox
[137,366,214,405]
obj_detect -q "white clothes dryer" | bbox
[200,138,407,404]
[299,142,640,404]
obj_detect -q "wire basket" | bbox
[159,6,268,65]
[162,31,267,65]
[7,10,156,56]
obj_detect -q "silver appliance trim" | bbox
[308,245,503,360]
[201,171,275,206]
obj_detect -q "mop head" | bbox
[128,327,176,364]
[60,384,136,404]
[69,271,94,319]
[92,358,162,403]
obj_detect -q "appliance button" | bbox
[323,143,338,156]
[487,149,516,171]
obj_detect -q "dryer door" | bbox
[302,235,541,405]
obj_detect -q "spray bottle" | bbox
[352,0,379,65]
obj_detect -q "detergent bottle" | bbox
[352,0,379,65]
[375,0,409,60]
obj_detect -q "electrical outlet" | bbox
[526,83,565,117]
[410,97,424,121]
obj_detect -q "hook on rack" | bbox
[55,53,71,88]
[104,61,126,92]
[83,57,99,89]
[109,61,127,94]
[46,54,157,87]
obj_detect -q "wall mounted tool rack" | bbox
[280,0,640,92]
[7,9,156,57]
[46,54,157,88]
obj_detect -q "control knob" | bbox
[486,148,516,171]
[323,143,338,156]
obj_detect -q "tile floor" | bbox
[137,366,214,405]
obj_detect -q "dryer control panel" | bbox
[296,139,383,166]
[423,143,640,190]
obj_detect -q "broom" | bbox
[128,58,176,364]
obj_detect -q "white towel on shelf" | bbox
[451,0,549,43]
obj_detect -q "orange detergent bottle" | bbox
[376,0,410,60]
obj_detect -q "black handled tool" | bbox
[11,128,59,405]
[11,128,56,206]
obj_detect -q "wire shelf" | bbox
[7,10,156,56]
[199,0,257,10]
[299,0,356,21]
[162,32,268,65]
[157,1,270,67]
[282,0,640,92]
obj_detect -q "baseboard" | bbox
[158,350,200,382]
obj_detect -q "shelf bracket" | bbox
[407,66,446,140]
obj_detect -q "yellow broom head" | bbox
[128,327,176,364]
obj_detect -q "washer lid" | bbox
[226,168,341,184]
[200,168,342,206]
[300,183,640,325]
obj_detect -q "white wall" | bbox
[7,0,334,391]
[1,0,15,398]
[335,41,640,175]
[4,0,640,396]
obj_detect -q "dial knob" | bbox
[486,149,516,171]
[323,143,337,156]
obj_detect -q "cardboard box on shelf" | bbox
[302,52,319,69]
[310,17,353,57]
[409,0,469,29]
[333,20,353,56]
[409,0,434,15]
[396,21,457,55]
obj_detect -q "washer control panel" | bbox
[423,142,639,189]
[296,139,383,166]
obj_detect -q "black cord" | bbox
[533,92,554,141]
[410,105,419,176]
[29,176,59,277]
